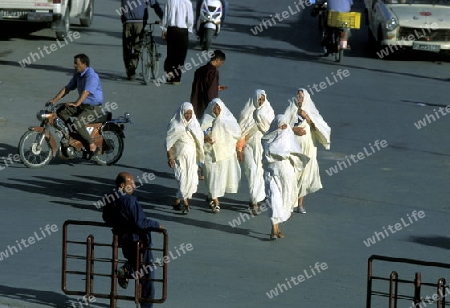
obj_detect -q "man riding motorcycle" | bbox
[47,53,103,158]
[311,0,353,55]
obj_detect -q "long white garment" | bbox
[262,115,309,225]
[201,98,241,199]
[166,102,204,199]
[296,120,323,197]
[238,89,275,203]
[284,88,330,198]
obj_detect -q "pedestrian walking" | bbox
[261,115,309,240]
[161,0,194,84]
[119,0,164,80]
[190,49,227,119]
[237,89,274,215]
[284,88,331,214]
[166,102,205,214]
[200,98,241,213]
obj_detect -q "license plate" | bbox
[0,10,27,18]
[412,43,440,52]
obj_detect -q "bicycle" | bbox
[140,21,161,85]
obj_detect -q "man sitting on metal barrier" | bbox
[102,172,164,308]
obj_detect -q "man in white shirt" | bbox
[161,0,194,85]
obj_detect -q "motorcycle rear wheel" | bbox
[18,131,53,168]
[94,130,124,166]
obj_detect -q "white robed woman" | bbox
[284,88,331,214]
[166,102,205,214]
[262,114,309,239]
[237,89,275,215]
[200,98,241,213]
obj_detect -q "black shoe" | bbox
[126,67,136,80]
[117,265,129,289]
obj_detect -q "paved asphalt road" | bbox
[0,0,449,307]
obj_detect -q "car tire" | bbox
[56,4,70,41]
[80,0,94,27]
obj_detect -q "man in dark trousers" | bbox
[119,0,164,80]
[161,0,194,84]
[102,172,163,308]
[190,49,227,119]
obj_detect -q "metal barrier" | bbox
[367,255,450,308]
[62,220,168,308]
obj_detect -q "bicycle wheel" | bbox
[141,45,152,85]
[150,41,160,80]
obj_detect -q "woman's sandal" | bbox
[182,201,190,214]
[212,204,220,213]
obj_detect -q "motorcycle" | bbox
[313,1,353,62]
[196,0,223,51]
[18,103,131,168]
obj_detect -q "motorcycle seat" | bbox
[95,112,112,123]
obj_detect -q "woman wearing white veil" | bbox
[200,98,242,213]
[166,102,205,214]
[237,89,275,215]
[262,114,309,239]
[284,88,331,214]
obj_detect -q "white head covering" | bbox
[166,102,204,162]
[284,88,331,150]
[200,98,241,162]
[262,114,309,169]
[238,89,275,138]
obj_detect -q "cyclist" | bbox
[119,0,164,80]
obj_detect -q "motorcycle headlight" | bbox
[36,110,51,121]
[386,17,398,31]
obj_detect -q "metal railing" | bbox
[367,255,450,308]
[62,220,168,308]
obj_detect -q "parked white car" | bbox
[0,0,94,40]
[364,0,450,55]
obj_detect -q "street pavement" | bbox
[0,0,449,307]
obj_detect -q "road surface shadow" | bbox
[408,235,450,250]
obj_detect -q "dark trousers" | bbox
[122,22,145,75]
[57,104,102,144]
[122,242,156,308]
[164,27,189,82]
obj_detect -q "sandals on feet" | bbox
[212,204,220,213]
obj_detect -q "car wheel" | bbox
[56,4,70,41]
[80,0,94,27]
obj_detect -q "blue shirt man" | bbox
[66,66,103,106]
[327,0,353,12]
[48,54,104,156]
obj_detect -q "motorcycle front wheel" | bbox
[94,130,124,166]
[18,131,53,168]
[202,28,215,51]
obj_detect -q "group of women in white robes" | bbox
[164,88,331,238]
